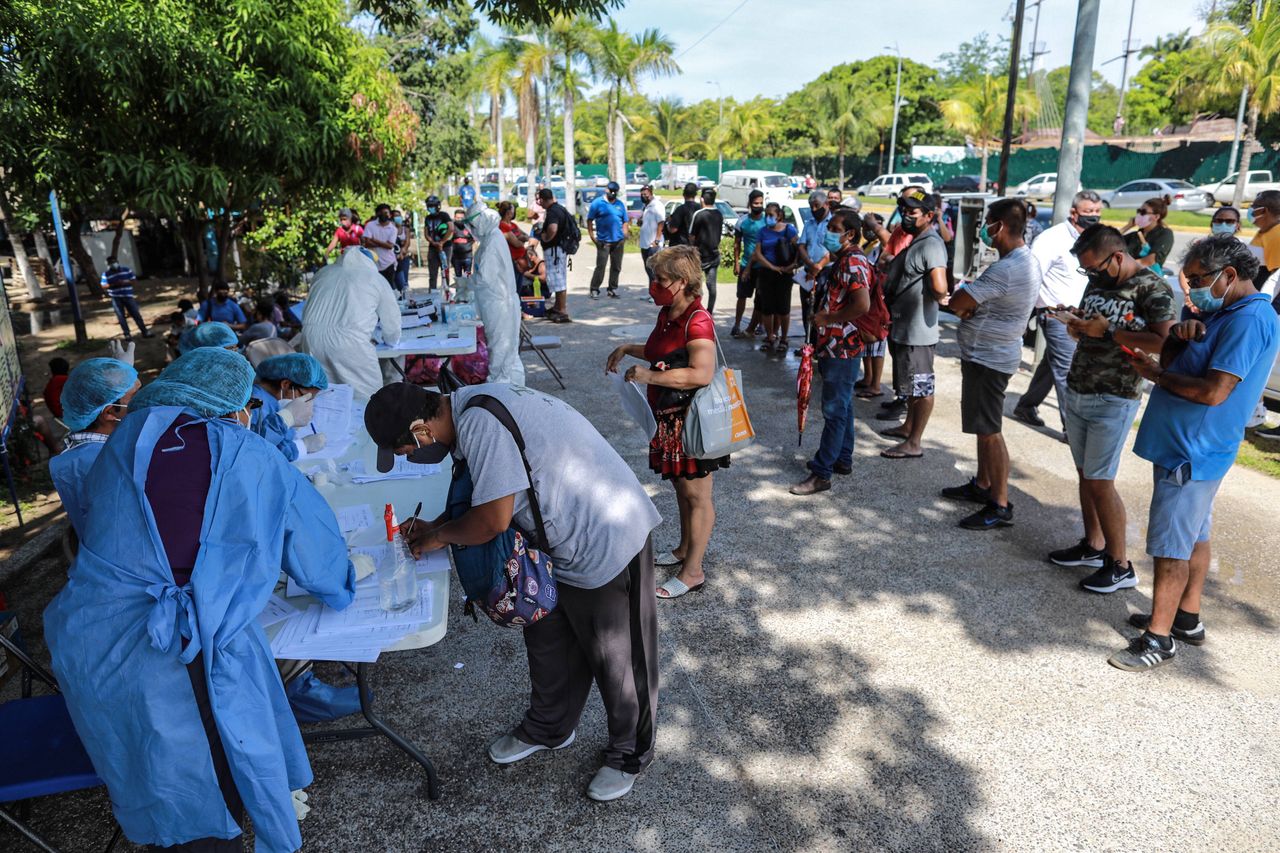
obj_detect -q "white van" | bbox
[717,169,793,208]
[854,173,934,198]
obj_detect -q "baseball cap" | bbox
[899,189,935,213]
[364,383,449,471]
[606,180,620,192]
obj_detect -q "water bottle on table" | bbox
[378,504,419,612]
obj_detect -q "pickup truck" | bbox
[1197,170,1280,206]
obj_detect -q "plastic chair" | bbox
[0,630,120,853]
[243,336,294,369]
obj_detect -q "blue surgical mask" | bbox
[824,231,843,253]
[1247,208,1256,223]
[765,215,777,227]
[1210,222,1237,236]
[393,215,403,224]
[1188,270,1226,313]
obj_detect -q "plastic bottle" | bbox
[377,504,418,612]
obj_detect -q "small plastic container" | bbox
[378,504,418,612]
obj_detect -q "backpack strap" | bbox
[459,394,550,550]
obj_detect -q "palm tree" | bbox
[815,84,887,189]
[548,14,597,215]
[1139,29,1194,61]
[635,97,703,172]
[592,21,678,186]
[512,36,553,210]
[940,75,1038,192]
[714,98,780,167]
[477,39,517,201]
[1184,4,1280,205]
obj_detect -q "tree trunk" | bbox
[109,207,130,258]
[32,227,52,269]
[66,207,102,296]
[614,111,627,189]
[193,219,210,299]
[1232,104,1260,208]
[494,95,506,202]
[215,210,232,283]
[979,144,990,195]
[839,141,846,190]
[524,112,537,211]
[0,186,42,300]
[563,84,577,216]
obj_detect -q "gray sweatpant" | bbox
[515,537,658,774]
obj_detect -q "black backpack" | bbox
[557,209,582,256]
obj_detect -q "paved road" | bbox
[4,255,1278,852]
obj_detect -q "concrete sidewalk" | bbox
[3,251,1278,852]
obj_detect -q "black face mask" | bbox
[1084,255,1120,288]
[1075,214,1101,229]
[749,207,764,217]
[606,192,617,200]
[378,213,390,223]
[900,216,920,235]
[408,444,450,465]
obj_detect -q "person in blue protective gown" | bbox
[47,357,140,537]
[177,320,239,355]
[251,353,331,462]
[44,347,356,853]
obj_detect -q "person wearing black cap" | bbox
[587,180,629,298]
[879,188,950,460]
[364,382,661,802]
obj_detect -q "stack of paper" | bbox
[346,457,441,483]
[303,384,358,460]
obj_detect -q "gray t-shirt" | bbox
[885,228,948,345]
[451,384,661,589]
[957,245,1042,374]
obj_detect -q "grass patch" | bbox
[54,338,110,353]
[1235,433,1280,478]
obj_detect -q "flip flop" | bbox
[856,389,884,399]
[880,448,924,460]
[656,576,705,599]
[878,427,909,438]
[655,556,684,569]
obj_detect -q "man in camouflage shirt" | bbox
[1046,225,1175,594]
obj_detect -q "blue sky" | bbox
[482,0,1205,103]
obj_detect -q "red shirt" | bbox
[883,225,913,259]
[499,220,527,260]
[334,223,364,248]
[44,375,68,418]
[643,299,714,407]
[816,248,872,359]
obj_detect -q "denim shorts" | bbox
[1063,389,1141,480]
[1145,463,1223,560]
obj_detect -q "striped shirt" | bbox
[64,431,109,452]
[102,264,137,299]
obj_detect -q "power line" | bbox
[674,0,752,60]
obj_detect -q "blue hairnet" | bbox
[256,353,329,391]
[178,321,238,354]
[130,348,254,418]
[61,358,139,431]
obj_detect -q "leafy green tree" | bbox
[548,13,599,214]
[591,21,678,186]
[816,85,889,188]
[1043,67,1121,137]
[940,75,1037,191]
[938,32,1011,84]
[635,97,704,170]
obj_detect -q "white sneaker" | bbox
[586,765,637,802]
[487,730,575,765]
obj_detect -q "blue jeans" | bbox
[110,295,148,338]
[395,256,411,292]
[1019,317,1076,428]
[808,357,860,479]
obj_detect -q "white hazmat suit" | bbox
[466,202,525,385]
[296,248,401,399]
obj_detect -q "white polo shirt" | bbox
[1029,219,1089,309]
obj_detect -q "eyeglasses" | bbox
[1184,268,1225,289]
[1136,208,1152,215]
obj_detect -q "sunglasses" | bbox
[246,397,263,411]
[1184,267,1225,289]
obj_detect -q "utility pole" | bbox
[1052,0,1101,224]
[707,80,723,181]
[886,44,903,173]
[996,0,1027,196]
[48,191,87,344]
[1112,0,1139,135]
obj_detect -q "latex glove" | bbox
[292,789,311,821]
[301,432,326,454]
[276,393,314,428]
[108,339,136,366]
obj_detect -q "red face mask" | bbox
[649,280,676,306]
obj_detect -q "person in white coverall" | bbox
[466,202,526,385]
[296,247,402,399]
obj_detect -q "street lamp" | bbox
[707,80,723,182]
[885,44,903,174]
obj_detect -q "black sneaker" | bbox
[833,462,853,476]
[1048,539,1105,568]
[1107,632,1176,672]
[1256,424,1280,441]
[1127,613,1206,646]
[958,501,1013,530]
[1012,406,1045,427]
[941,478,991,504]
[879,396,906,410]
[1079,557,1138,594]
[607,289,620,298]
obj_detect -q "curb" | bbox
[0,518,69,586]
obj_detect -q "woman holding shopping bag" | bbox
[606,246,726,599]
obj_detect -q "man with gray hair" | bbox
[1114,235,1279,670]
[1015,190,1104,434]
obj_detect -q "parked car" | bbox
[662,199,739,236]
[697,175,716,189]
[1101,179,1213,211]
[854,173,935,198]
[478,182,501,203]
[938,175,986,194]
[577,186,607,208]
[1011,172,1078,199]
[718,169,793,208]
[1197,170,1280,206]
